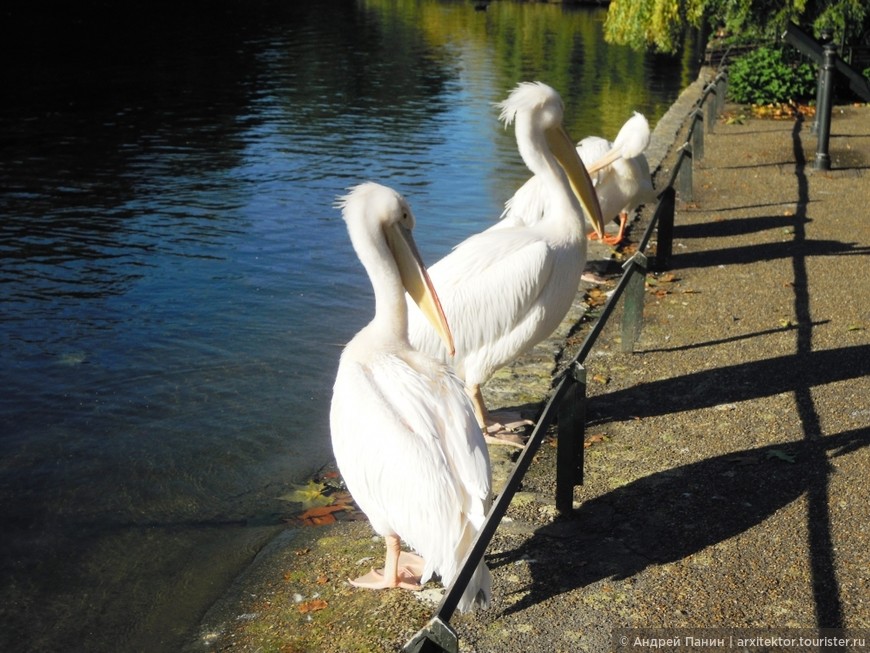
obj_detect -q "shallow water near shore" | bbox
[0,1,700,650]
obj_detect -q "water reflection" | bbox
[0,1,699,651]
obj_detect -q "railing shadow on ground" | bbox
[403,71,729,653]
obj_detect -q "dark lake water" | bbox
[0,1,700,650]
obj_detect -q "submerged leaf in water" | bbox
[279,480,332,509]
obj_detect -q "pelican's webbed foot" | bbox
[348,550,425,591]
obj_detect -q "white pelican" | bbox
[578,112,656,245]
[331,182,492,613]
[408,82,605,444]
[502,112,655,246]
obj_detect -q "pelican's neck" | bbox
[515,115,561,182]
[359,235,411,348]
[515,115,583,236]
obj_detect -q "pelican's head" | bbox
[337,183,454,355]
[497,82,605,238]
[497,81,565,132]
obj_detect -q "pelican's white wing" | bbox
[497,175,548,229]
[331,339,491,605]
[409,225,580,387]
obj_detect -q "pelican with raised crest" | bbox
[408,82,605,445]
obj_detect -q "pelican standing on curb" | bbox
[408,82,605,445]
[330,182,492,612]
[578,111,655,245]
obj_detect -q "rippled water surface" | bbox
[0,1,700,650]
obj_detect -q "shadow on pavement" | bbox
[491,427,869,624]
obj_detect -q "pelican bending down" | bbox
[331,182,492,612]
[579,111,655,245]
[408,82,604,444]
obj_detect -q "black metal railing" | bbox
[783,23,870,170]
[403,70,729,653]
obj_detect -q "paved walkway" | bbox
[454,97,870,651]
[187,84,870,652]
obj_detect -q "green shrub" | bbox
[728,46,817,105]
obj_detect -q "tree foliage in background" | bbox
[605,0,869,55]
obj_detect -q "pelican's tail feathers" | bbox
[457,560,492,613]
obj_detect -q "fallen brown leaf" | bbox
[584,433,608,448]
[298,599,328,614]
[301,513,336,527]
[299,504,347,520]
[586,288,608,307]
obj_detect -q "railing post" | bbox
[555,362,586,514]
[691,109,704,162]
[715,72,727,114]
[621,251,648,352]
[814,33,836,170]
[404,617,458,653]
[811,68,823,135]
[705,85,717,134]
[676,145,693,202]
[652,186,676,272]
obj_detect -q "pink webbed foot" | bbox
[484,411,533,448]
[349,551,425,591]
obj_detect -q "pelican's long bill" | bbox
[385,222,456,356]
[546,125,606,239]
[585,146,624,176]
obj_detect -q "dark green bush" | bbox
[728,46,817,105]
